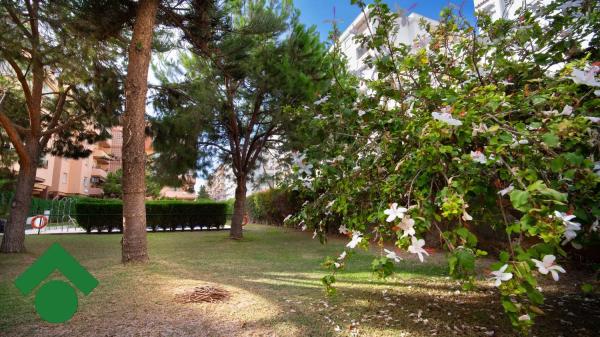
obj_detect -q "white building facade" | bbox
[336,9,437,81]
[474,0,552,20]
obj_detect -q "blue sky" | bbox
[293,0,476,41]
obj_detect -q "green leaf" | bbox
[509,190,531,212]
[502,299,519,312]
[499,251,510,263]
[581,283,594,294]
[542,133,560,147]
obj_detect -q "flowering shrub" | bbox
[285,0,599,333]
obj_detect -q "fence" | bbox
[0,193,233,234]
[0,192,78,231]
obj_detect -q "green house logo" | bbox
[14,243,99,323]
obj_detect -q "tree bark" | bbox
[230,174,247,239]
[0,145,38,253]
[121,0,158,263]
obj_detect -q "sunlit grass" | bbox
[0,225,596,337]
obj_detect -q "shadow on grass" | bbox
[1,225,599,337]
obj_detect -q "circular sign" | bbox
[35,280,78,323]
[31,215,48,229]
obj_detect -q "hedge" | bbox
[74,200,227,233]
[246,189,300,225]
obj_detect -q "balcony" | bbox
[88,187,104,196]
[93,149,112,165]
[91,167,108,180]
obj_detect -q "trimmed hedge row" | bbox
[74,200,228,233]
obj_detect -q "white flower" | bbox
[298,163,313,176]
[301,223,307,231]
[384,203,407,222]
[432,109,463,126]
[312,230,317,239]
[326,200,335,209]
[338,224,349,235]
[301,178,313,189]
[554,211,582,245]
[291,152,306,166]
[561,105,573,116]
[595,90,600,96]
[499,80,514,86]
[490,264,513,287]
[462,209,473,221]
[585,116,600,123]
[358,110,366,117]
[407,237,429,262]
[384,248,402,262]
[531,255,566,281]
[472,122,488,136]
[338,251,347,260]
[412,34,431,51]
[542,109,559,117]
[591,218,599,232]
[283,214,292,222]
[518,314,531,321]
[346,231,363,249]
[398,216,416,238]
[498,184,514,196]
[314,95,329,105]
[470,150,487,164]
[334,262,341,268]
[568,67,600,87]
[510,136,529,147]
[406,101,415,117]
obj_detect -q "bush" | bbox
[246,189,300,225]
[74,200,227,233]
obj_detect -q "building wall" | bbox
[337,10,436,81]
[473,0,551,20]
[108,126,123,173]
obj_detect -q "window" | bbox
[61,173,67,184]
[83,177,88,187]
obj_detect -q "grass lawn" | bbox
[0,224,598,337]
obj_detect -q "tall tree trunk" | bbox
[0,145,38,253]
[230,174,247,239]
[121,0,158,263]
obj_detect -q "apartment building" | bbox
[28,125,182,199]
[474,0,551,20]
[30,128,116,198]
[337,8,436,81]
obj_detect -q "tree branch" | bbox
[41,112,89,137]
[0,90,30,167]
[3,3,33,40]
[3,55,33,113]
[198,141,232,155]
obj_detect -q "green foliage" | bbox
[151,0,332,187]
[74,200,228,233]
[197,185,210,200]
[102,169,123,198]
[0,1,123,158]
[246,189,300,225]
[99,168,165,199]
[284,0,600,333]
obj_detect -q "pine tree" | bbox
[0,1,122,252]
[152,0,332,239]
[121,0,159,263]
